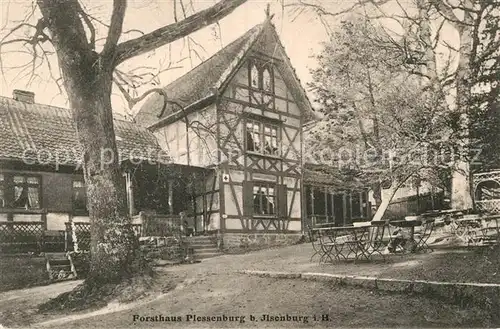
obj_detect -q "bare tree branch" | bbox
[101,0,127,65]
[113,70,184,119]
[38,0,93,62]
[285,0,392,18]
[113,0,247,65]
[429,0,467,31]
[76,0,96,49]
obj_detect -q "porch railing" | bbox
[65,222,143,252]
[475,200,500,214]
[138,213,182,237]
[1,213,184,254]
[0,221,44,254]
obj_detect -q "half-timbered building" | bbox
[0,17,376,254]
[136,17,316,249]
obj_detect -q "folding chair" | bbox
[316,228,338,263]
[480,215,500,245]
[330,227,371,262]
[306,225,322,262]
[414,219,435,252]
[366,223,388,260]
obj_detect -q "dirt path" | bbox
[25,273,492,328]
[0,243,497,328]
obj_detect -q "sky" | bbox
[0,0,458,118]
[0,0,337,117]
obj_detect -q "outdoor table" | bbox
[387,219,422,253]
[420,211,445,219]
[314,226,371,263]
[439,209,472,216]
[370,220,387,226]
[314,222,339,229]
[452,216,482,245]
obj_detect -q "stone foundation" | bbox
[221,233,304,253]
[139,236,187,263]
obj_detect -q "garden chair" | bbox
[306,224,322,262]
[316,227,341,263]
[317,226,371,263]
[414,218,435,252]
[365,221,389,260]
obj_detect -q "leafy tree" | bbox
[307,16,453,221]
[294,0,500,211]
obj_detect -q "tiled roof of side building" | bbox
[0,96,165,167]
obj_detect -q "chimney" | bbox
[13,89,35,104]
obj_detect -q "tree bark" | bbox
[61,63,135,282]
[419,0,474,210]
[371,182,382,209]
[451,8,474,211]
[38,0,137,283]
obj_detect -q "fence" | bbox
[0,222,44,254]
[2,215,191,254]
[141,214,182,237]
[65,222,143,252]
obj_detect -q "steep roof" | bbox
[0,96,165,167]
[135,24,264,127]
[136,19,315,128]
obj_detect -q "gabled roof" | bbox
[0,96,165,167]
[135,24,264,127]
[136,18,315,128]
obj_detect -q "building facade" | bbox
[136,18,318,249]
[0,18,375,253]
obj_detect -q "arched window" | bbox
[250,64,259,88]
[262,67,273,92]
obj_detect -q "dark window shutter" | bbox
[243,181,254,217]
[278,184,288,218]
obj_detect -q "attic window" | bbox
[248,60,274,93]
[262,67,272,92]
[251,64,259,88]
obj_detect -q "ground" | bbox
[0,256,48,292]
[0,240,498,328]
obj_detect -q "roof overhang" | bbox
[147,93,217,131]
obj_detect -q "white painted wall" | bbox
[46,213,69,230]
[154,104,218,167]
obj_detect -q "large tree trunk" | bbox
[38,0,136,283]
[37,0,248,286]
[417,0,474,211]
[67,63,136,282]
[451,24,473,209]
[451,161,473,210]
[451,19,474,211]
